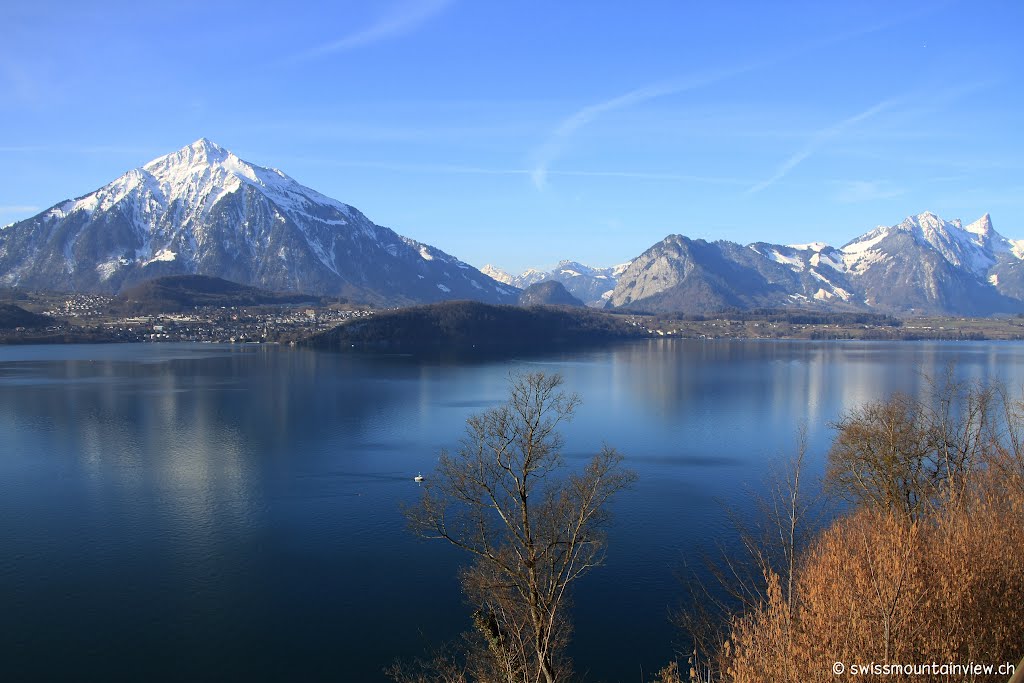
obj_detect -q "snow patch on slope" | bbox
[767,248,805,271]
[611,262,632,277]
[1010,239,1024,260]
[96,258,126,281]
[842,227,889,255]
[841,227,892,274]
[144,248,177,266]
[788,241,829,252]
[809,269,851,301]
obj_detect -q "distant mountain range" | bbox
[606,212,1024,316]
[486,212,1024,316]
[482,261,631,307]
[3,140,1023,317]
[0,139,518,306]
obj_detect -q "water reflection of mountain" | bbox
[0,347,435,552]
[4,341,1024,681]
[601,339,1024,465]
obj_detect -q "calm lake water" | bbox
[2,339,1024,681]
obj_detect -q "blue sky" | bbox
[1,0,1022,272]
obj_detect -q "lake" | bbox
[2,339,1023,681]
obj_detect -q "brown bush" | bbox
[722,466,1024,683]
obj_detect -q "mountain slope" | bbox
[0,139,518,305]
[111,275,316,315]
[609,236,806,313]
[516,281,584,307]
[0,304,53,329]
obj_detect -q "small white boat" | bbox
[414,473,424,482]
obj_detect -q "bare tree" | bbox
[826,375,1009,521]
[407,371,636,683]
[384,643,471,683]
[991,382,1024,493]
[674,426,823,683]
[764,424,817,615]
[921,371,999,502]
[825,392,939,521]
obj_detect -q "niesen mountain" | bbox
[482,261,631,307]
[608,212,1024,316]
[0,139,518,305]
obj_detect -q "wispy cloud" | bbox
[284,156,747,185]
[529,65,756,190]
[240,119,533,143]
[0,143,157,157]
[748,78,997,195]
[0,145,50,153]
[546,169,748,185]
[526,7,948,193]
[830,147,1024,173]
[747,99,896,194]
[287,0,454,63]
[832,180,905,204]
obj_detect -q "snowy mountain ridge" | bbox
[608,211,1024,316]
[838,212,1009,278]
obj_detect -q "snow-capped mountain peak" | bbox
[143,138,239,181]
[0,140,518,304]
[148,137,231,167]
[964,213,993,237]
[910,212,998,274]
[480,264,514,285]
[135,139,354,223]
[836,211,1016,278]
